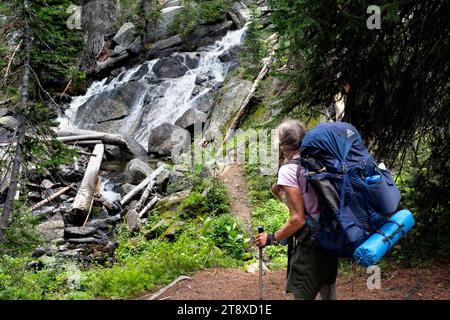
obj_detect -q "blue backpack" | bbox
[298,122,401,258]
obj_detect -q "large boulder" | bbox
[191,90,216,114]
[75,81,149,133]
[113,22,136,47]
[153,56,189,78]
[185,20,234,50]
[175,107,207,130]
[218,45,242,72]
[154,6,184,41]
[0,115,19,143]
[147,123,190,157]
[124,158,152,184]
[36,213,65,241]
[147,35,183,59]
[204,79,253,141]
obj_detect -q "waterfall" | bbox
[58,25,248,151]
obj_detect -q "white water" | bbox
[58,24,248,150]
[99,177,121,204]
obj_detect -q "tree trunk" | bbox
[31,185,72,211]
[0,0,30,241]
[136,164,166,211]
[70,144,105,225]
[223,43,276,144]
[139,195,159,218]
[57,129,147,157]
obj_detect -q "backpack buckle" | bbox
[359,160,367,170]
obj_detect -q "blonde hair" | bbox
[276,119,306,155]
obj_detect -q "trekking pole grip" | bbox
[257,225,264,234]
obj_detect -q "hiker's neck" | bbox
[285,151,300,160]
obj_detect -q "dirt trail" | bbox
[140,264,450,300]
[219,164,253,232]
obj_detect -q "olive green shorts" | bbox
[286,242,338,300]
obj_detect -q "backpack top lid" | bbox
[300,122,371,173]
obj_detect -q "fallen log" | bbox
[136,164,166,211]
[31,185,72,211]
[57,129,147,157]
[70,144,105,223]
[66,140,104,146]
[147,276,192,300]
[120,175,153,206]
[139,195,159,218]
[223,35,277,143]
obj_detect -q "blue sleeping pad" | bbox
[353,210,415,267]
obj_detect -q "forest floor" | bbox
[139,164,450,300]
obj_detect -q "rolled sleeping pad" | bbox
[353,209,415,267]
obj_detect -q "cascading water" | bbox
[58,24,248,151]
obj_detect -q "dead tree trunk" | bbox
[57,129,147,157]
[70,144,105,225]
[0,0,30,241]
[136,164,166,211]
[223,34,278,144]
[31,185,72,211]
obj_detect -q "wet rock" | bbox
[175,107,207,130]
[184,53,201,69]
[113,22,136,47]
[218,45,242,72]
[195,75,208,85]
[185,21,234,50]
[204,79,252,141]
[227,11,242,28]
[32,205,56,219]
[64,227,97,238]
[191,86,204,98]
[75,81,150,133]
[119,183,136,196]
[147,123,190,157]
[191,90,216,113]
[36,213,65,241]
[129,63,150,82]
[147,35,183,58]
[124,158,152,184]
[153,56,189,78]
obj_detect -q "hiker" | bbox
[255,119,338,300]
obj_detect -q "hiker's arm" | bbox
[256,186,306,247]
[274,186,307,240]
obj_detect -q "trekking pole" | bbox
[257,225,264,300]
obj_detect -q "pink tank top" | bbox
[277,157,321,221]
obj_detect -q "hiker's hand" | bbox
[255,233,268,248]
